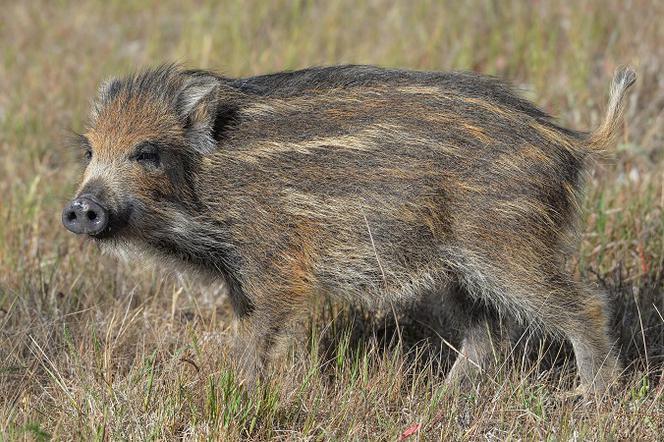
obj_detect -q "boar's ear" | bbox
[91,77,123,120]
[177,74,237,154]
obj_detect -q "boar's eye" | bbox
[133,142,161,168]
[136,151,159,163]
[73,133,92,163]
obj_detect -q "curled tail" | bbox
[587,66,637,152]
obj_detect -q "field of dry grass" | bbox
[0,0,663,439]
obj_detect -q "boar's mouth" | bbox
[88,205,132,240]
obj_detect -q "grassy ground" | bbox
[0,0,663,440]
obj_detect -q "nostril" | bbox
[67,211,77,222]
[86,211,97,221]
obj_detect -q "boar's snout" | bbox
[62,195,109,236]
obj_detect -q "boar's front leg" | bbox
[229,225,317,387]
[230,273,310,388]
[232,303,297,387]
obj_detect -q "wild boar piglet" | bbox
[63,64,636,396]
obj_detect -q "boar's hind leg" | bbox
[500,269,621,397]
[560,282,622,397]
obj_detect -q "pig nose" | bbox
[62,196,109,235]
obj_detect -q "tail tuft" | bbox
[588,66,637,152]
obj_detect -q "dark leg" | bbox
[444,286,508,387]
[446,317,504,386]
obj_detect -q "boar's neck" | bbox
[151,218,253,317]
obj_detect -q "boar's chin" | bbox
[97,239,160,269]
[97,235,222,286]
[95,236,131,259]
